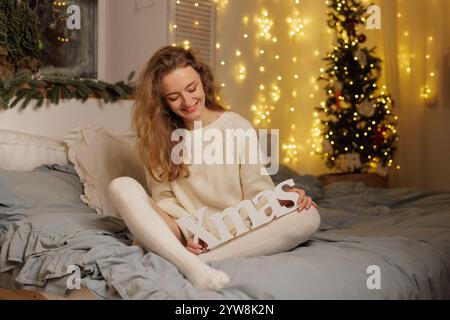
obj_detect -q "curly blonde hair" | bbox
[132,46,224,182]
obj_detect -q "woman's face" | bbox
[161,66,206,127]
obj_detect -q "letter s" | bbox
[273,179,299,217]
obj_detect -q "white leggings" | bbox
[200,204,320,262]
[109,177,320,290]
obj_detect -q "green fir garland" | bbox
[0,69,135,110]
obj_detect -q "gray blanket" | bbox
[1,166,450,299]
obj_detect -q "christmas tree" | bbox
[317,0,398,177]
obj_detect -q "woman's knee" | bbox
[302,206,321,237]
[284,207,321,241]
[109,177,146,199]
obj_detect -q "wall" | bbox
[214,0,332,176]
[378,0,450,192]
[99,0,169,83]
[418,0,450,191]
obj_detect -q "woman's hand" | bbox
[186,237,208,255]
[280,188,317,212]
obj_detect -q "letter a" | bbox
[66,5,81,30]
[366,265,381,290]
[366,5,381,30]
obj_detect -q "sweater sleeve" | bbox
[145,169,193,241]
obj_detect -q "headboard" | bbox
[0,99,134,140]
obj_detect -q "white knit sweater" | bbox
[145,111,275,240]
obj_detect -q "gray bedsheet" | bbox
[1,177,450,299]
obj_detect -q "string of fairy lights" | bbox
[170,0,331,166]
[216,1,307,165]
[395,2,438,103]
[52,1,70,43]
[170,0,438,170]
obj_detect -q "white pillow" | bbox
[0,129,68,170]
[64,125,149,217]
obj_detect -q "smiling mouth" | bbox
[183,101,199,113]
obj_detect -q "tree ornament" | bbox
[331,103,339,111]
[349,153,362,171]
[374,125,387,147]
[341,30,350,43]
[356,49,368,67]
[328,114,339,123]
[377,163,389,178]
[335,153,362,173]
[334,81,344,109]
[322,140,333,153]
[339,98,351,109]
[356,121,367,129]
[357,34,367,43]
[357,99,374,117]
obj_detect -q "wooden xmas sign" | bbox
[176,179,300,249]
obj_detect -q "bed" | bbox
[1,127,449,300]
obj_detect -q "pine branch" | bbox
[0,69,136,109]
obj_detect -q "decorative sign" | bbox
[176,179,300,249]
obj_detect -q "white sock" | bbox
[108,177,230,291]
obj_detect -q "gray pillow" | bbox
[271,164,324,201]
[0,164,95,226]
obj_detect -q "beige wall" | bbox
[378,0,450,192]
[99,0,168,83]
[215,0,331,176]
[427,0,450,191]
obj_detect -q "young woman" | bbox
[109,46,321,291]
